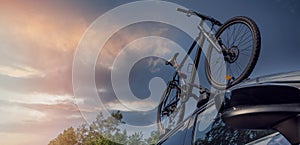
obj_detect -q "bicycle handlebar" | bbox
[176,7,190,14]
[176,8,223,26]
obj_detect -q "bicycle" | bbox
[157,8,261,135]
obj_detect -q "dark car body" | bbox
[157,71,300,145]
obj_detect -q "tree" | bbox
[144,130,159,145]
[112,130,127,145]
[49,127,77,145]
[48,111,159,145]
[83,133,121,145]
[76,124,88,144]
[128,132,145,145]
[91,111,124,141]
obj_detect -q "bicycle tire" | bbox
[205,16,261,89]
[157,82,184,136]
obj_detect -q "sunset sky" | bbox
[0,0,300,145]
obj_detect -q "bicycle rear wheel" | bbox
[157,80,184,136]
[205,16,261,89]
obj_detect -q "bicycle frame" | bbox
[161,19,219,125]
[172,20,220,102]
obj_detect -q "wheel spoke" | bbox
[228,63,235,77]
[237,28,250,45]
[239,38,253,48]
[236,24,245,41]
[234,60,243,73]
[240,52,250,57]
[230,24,237,47]
[238,30,253,46]
[226,27,230,47]
[240,45,253,52]
[232,24,243,45]
[227,29,233,47]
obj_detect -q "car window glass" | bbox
[246,133,290,145]
[161,118,190,145]
[193,105,276,145]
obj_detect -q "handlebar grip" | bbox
[176,8,190,14]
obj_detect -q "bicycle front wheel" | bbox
[205,16,261,89]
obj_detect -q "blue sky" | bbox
[0,0,299,144]
[92,0,300,122]
[85,0,300,76]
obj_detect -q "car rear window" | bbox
[193,105,275,145]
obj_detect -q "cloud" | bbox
[10,93,77,106]
[0,3,89,144]
[0,2,88,95]
[0,101,46,125]
[0,92,82,125]
[0,94,84,145]
[0,64,45,78]
[96,23,171,69]
[146,54,166,73]
[105,99,157,112]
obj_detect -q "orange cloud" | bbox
[0,1,88,95]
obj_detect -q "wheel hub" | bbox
[224,46,239,63]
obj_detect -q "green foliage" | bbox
[48,111,158,145]
[144,130,159,145]
[112,130,127,144]
[127,132,145,145]
[49,127,77,145]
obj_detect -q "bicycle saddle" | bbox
[166,53,179,67]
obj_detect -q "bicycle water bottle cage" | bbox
[165,53,179,67]
[187,63,193,73]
